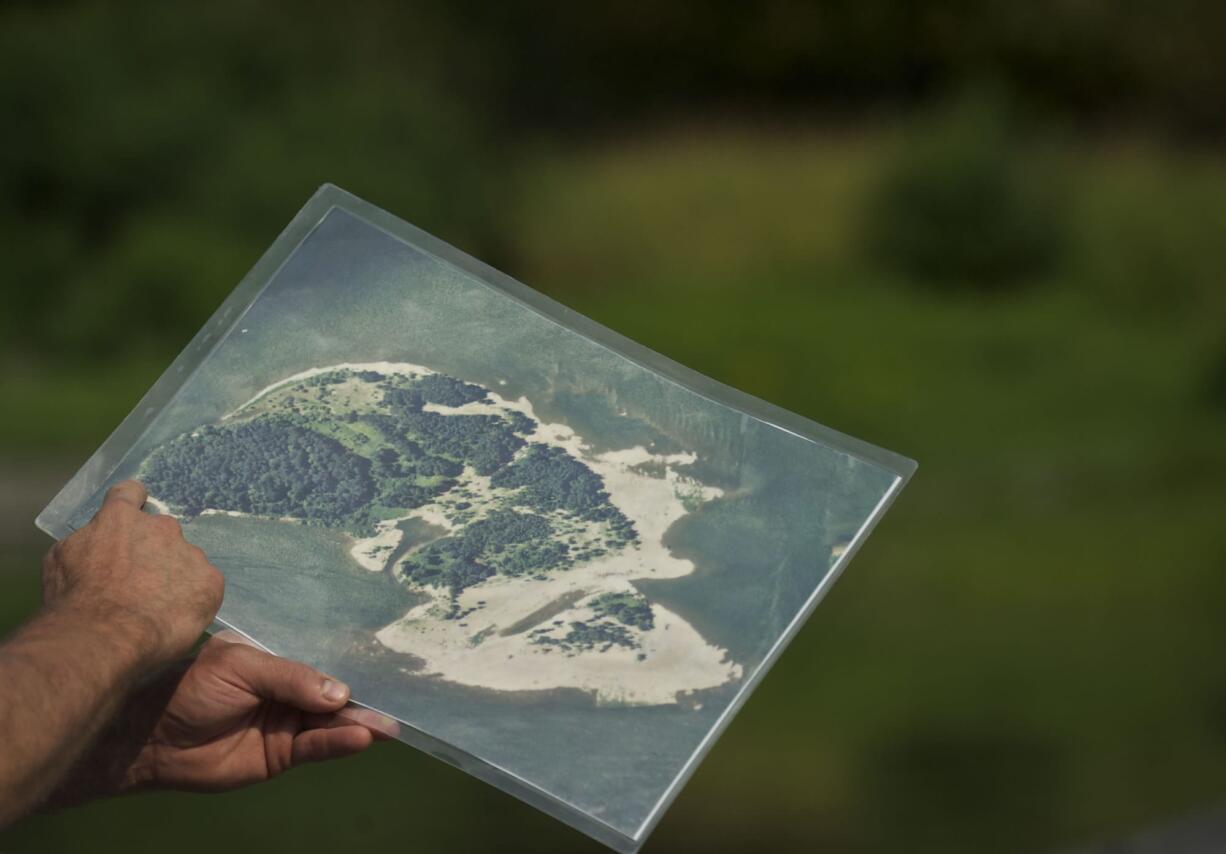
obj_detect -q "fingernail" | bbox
[321,679,349,702]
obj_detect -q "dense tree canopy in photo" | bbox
[142,369,639,604]
[143,419,375,522]
[491,443,635,533]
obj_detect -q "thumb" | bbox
[103,479,148,510]
[217,644,351,713]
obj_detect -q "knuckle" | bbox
[153,514,182,535]
[270,657,307,690]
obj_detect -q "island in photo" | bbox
[139,362,743,706]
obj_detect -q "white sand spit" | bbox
[378,379,740,705]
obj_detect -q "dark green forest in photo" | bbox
[142,368,637,611]
[2,1,1226,852]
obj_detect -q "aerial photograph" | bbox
[142,361,742,705]
[56,202,904,844]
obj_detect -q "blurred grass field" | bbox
[3,121,1226,852]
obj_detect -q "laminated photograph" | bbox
[38,185,915,852]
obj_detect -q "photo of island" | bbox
[43,193,909,850]
[141,361,742,705]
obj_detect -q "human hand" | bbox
[41,480,224,668]
[122,633,395,792]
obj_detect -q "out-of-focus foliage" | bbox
[0,0,505,359]
[1071,146,1226,318]
[4,0,1226,358]
[862,92,1066,288]
[444,1,1226,136]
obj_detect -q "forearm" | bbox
[0,604,158,826]
[39,660,185,811]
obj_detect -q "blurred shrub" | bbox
[862,95,1066,290]
[1071,146,1226,319]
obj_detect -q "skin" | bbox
[0,480,394,828]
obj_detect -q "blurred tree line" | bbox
[452,0,1226,136]
[2,0,1224,362]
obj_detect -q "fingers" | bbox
[291,726,373,766]
[103,480,148,511]
[337,707,400,740]
[336,706,401,740]
[216,643,352,714]
[302,707,401,740]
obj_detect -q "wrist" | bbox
[108,660,190,794]
[44,598,166,676]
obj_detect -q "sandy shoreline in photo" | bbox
[375,375,739,705]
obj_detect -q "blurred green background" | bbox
[3,1,1226,851]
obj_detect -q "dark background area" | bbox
[2,1,1225,851]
